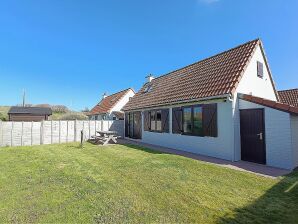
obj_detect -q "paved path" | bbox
[117,139,291,179]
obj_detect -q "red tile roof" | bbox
[278,88,298,107]
[123,39,278,111]
[240,94,298,115]
[89,88,133,115]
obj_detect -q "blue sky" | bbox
[0,0,297,110]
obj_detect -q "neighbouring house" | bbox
[123,39,298,170]
[88,88,135,120]
[278,88,298,107]
[8,106,52,121]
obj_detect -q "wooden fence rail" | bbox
[0,120,124,147]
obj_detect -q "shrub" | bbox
[51,105,70,113]
[59,113,88,120]
[0,113,7,121]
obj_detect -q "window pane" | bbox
[183,107,192,133]
[193,106,203,135]
[156,110,162,131]
[150,111,156,130]
[257,61,263,78]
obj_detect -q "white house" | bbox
[88,88,135,120]
[123,39,298,170]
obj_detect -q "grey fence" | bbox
[0,120,124,147]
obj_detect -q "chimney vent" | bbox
[146,74,154,83]
[102,92,107,99]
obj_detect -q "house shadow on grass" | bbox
[217,171,298,224]
[117,143,165,155]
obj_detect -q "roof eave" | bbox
[123,94,231,111]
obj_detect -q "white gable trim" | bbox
[235,44,278,101]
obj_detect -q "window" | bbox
[156,110,162,131]
[145,109,169,132]
[125,112,142,139]
[150,111,156,130]
[173,104,217,137]
[257,61,264,78]
[143,83,153,93]
[193,106,203,136]
[183,107,192,133]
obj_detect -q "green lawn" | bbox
[0,143,297,223]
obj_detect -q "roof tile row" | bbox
[124,39,260,111]
[240,94,298,115]
[278,89,298,107]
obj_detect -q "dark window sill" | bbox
[181,132,204,137]
[145,130,168,133]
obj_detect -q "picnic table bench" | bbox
[90,131,119,145]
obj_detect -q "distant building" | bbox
[8,106,52,121]
[88,88,135,120]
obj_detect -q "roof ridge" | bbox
[105,87,133,98]
[278,88,298,92]
[151,38,260,82]
[107,88,134,113]
[89,87,134,115]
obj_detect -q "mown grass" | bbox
[0,143,297,223]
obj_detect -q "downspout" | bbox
[228,93,237,162]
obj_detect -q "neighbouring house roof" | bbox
[123,39,279,111]
[112,111,124,119]
[89,88,134,115]
[278,88,298,107]
[239,94,298,115]
[8,106,52,115]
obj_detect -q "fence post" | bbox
[89,120,91,139]
[40,120,44,145]
[59,120,61,143]
[0,120,2,147]
[21,122,23,146]
[51,120,53,144]
[31,121,33,146]
[11,122,13,147]
[66,120,69,143]
[80,130,84,148]
[83,121,85,140]
[74,120,77,142]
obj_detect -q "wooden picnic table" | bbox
[91,130,118,145]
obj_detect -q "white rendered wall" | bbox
[110,89,135,113]
[236,45,277,101]
[140,101,235,161]
[233,44,278,162]
[291,116,298,168]
[238,99,293,169]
